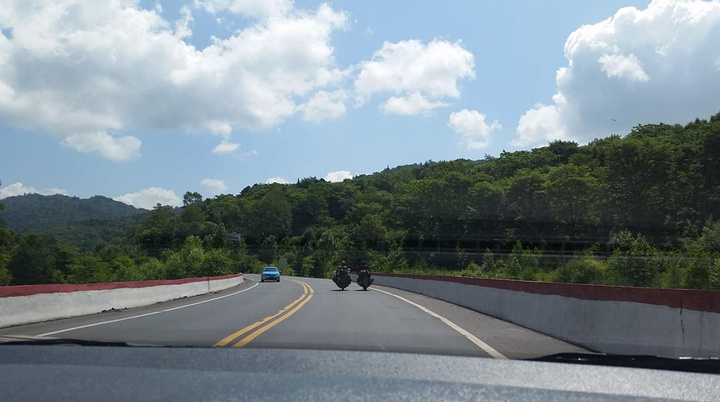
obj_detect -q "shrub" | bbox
[710,259,720,290]
[113,255,142,281]
[608,231,659,287]
[0,265,11,285]
[657,257,686,289]
[481,249,499,272]
[459,261,483,277]
[554,258,607,284]
[138,258,166,280]
[165,236,204,278]
[369,247,408,273]
[685,257,712,290]
[201,249,233,277]
[68,255,109,283]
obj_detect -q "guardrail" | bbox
[0,273,243,329]
[374,273,720,358]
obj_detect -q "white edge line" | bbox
[372,287,507,359]
[38,282,260,337]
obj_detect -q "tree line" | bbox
[2,111,720,289]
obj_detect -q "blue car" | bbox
[261,266,280,282]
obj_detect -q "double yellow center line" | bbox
[214,280,314,348]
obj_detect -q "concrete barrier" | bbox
[0,273,243,329]
[374,274,720,358]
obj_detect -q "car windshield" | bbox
[1,0,719,375]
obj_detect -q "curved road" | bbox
[0,275,585,359]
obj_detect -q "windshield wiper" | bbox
[0,335,132,347]
[531,352,720,374]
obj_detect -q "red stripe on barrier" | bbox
[375,273,720,313]
[0,273,242,298]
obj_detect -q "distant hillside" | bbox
[39,214,147,251]
[0,194,146,233]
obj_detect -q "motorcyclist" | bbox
[333,261,350,282]
[356,260,374,290]
[358,260,372,276]
[332,260,352,290]
[336,260,350,275]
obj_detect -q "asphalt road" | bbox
[0,275,585,359]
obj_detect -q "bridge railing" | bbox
[374,273,720,358]
[0,273,243,329]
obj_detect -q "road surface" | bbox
[0,275,585,359]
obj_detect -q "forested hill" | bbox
[0,194,146,232]
[2,112,720,289]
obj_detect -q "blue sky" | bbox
[2,0,720,208]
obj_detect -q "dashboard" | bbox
[1,346,718,401]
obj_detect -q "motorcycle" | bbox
[356,268,374,291]
[332,268,352,290]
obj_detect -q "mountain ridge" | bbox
[0,193,147,233]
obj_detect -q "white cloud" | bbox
[194,0,292,19]
[201,178,228,194]
[0,1,348,160]
[61,132,141,162]
[212,140,241,155]
[515,0,720,146]
[297,90,347,122]
[515,104,568,146]
[380,92,448,115]
[598,53,649,82]
[448,109,501,150]
[354,39,475,115]
[0,182,68,199]
[113,187,182,209]
[324,170,352,182]
[266,177,290,184]
[174,6,194,40]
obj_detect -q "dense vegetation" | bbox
[0,194,146,232]
[2,112,720,289]
[36,215,147,252]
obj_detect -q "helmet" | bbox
[341,261,347,265]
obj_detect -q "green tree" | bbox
[177,203,212,241]
[0,201,14,285]
[554,258,607,284]
[200,249,233,276]
[545,165,598,229]
[603,138,673,233]
[243,187,293,239]
[259,235,279,264]
[7,233,58,285]
[0,265,10,285]
[709,259,720,290]
[183,191,203,206]
[113,255,142,281]
[352,214,387,252]
[68,255,112,283]
[165,236,204,278]
[309,229,338,278]
[52,243,79,282]
[608,232,659,287]
[698,221,720,253]
[138,258,166,280]
[139,204,176,256]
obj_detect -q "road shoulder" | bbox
[373,284,587,359]
[0,279,259,337]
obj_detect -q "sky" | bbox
[1,0,720,209]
